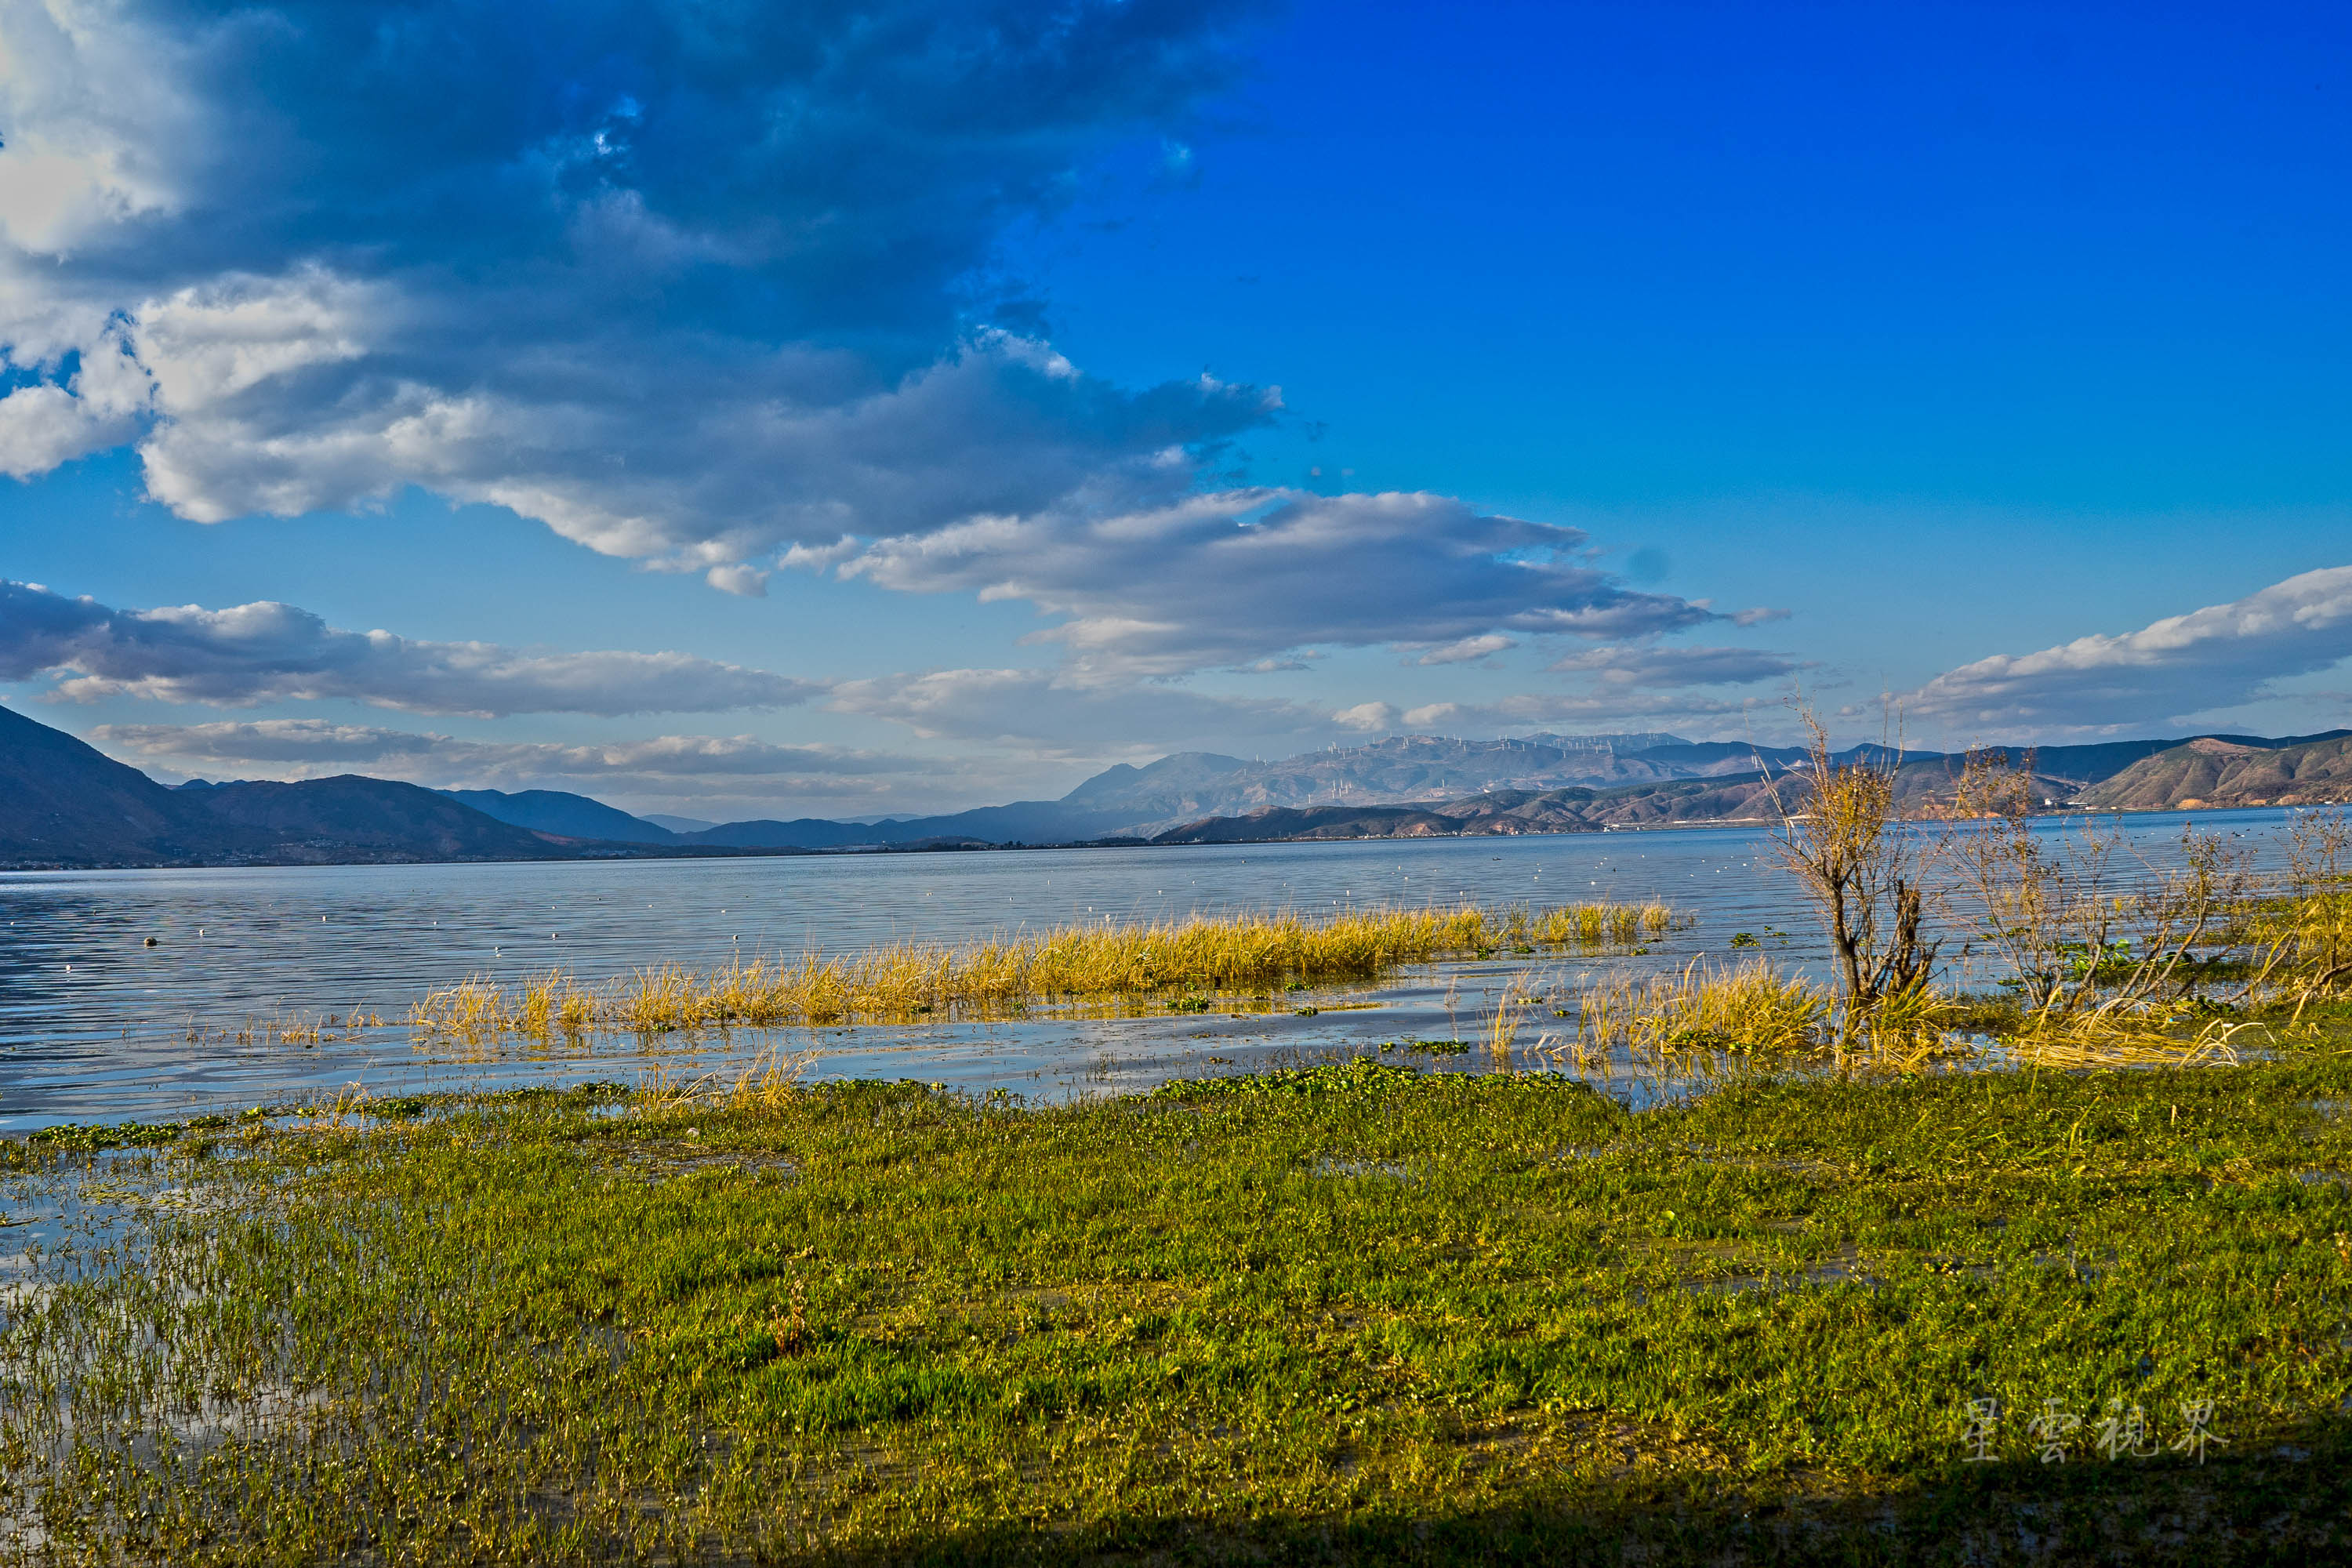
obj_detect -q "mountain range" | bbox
[0,703,590,868]
[2,700,2348,868]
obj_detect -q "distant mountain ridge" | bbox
[0,705,589,868]
[1142,730,2352,846]
[13,700,2352,868]
[437,788,681,844]
[1057,733,1703,827]
[627,728,2352,850]
[2082,732,2352,811]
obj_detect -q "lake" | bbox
[0,808,2300,1127]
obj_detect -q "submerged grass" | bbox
[411,901,1678,1039]
[6,1048,2352,1563]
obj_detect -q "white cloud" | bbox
[89,720,957,811]
[0,579,817,717]
[0,325,151,477]
[1414,634,1516,666]
[1401,691,1769,734]
[827,666,1349,750]
[704,564,770,598]
[0,0,1277,572]
[1546,644,1799,688]
[1330,701,1400,731]
[0,0,1773,704]
[1900,564,2352,735]
[826,490,1719,675]
[0,0,196,253]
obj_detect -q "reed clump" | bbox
[1524,900,1676,945]
[411,902,1678,1039]
[1575,958,1833,1054]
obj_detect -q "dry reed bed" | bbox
[1576,958,1834,1056]
[412,900,1678,1038]
[1572,957,2281,1068]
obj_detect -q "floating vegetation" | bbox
[1396,1037,1471,1055]
[408,902,1682,1040]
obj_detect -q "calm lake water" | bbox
[0,808,2301,1128]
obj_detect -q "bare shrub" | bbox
[1765,713,1938,1035]
[1941,750,2263,1024]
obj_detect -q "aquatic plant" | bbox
[408,901,1680,1040]
[1575,957,1833,1054]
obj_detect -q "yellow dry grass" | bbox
[1521,901,1676,945]
[1574,958,1834,1054]
[1566,956,2262,1069]
[1998,1012,2265,1068]
[410,902,1671,1040]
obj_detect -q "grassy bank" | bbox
[5,1049,2352,1563]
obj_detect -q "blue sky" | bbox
[1,0,2347,819]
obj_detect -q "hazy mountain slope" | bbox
[669,730,2312,850]
[1149,804,1462,844]
[1145,731,2352,846]
[1149,777,1793,844]
[189,778,576,861]
[685,801,1142,849]
[686,817,909,848]
[2079,735,2352,811]
[1054,753,1252,819]
[0,708,572,866]
[438,788,679,844]
[1048,733,1700,833]
[18,697,2348,869]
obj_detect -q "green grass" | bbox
[6,1052,2352,1563]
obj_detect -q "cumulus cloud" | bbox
[1545,644,1799,687]
[825,490,1719,674]
[89,720,948,808]
[828,666,1356,750]
[0,3,1761,683]
[0,580,816,716]
[0,0,1274,569]
[1330,702,1400,731]
[0,325,152,476]
[1900,564,2352,735]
